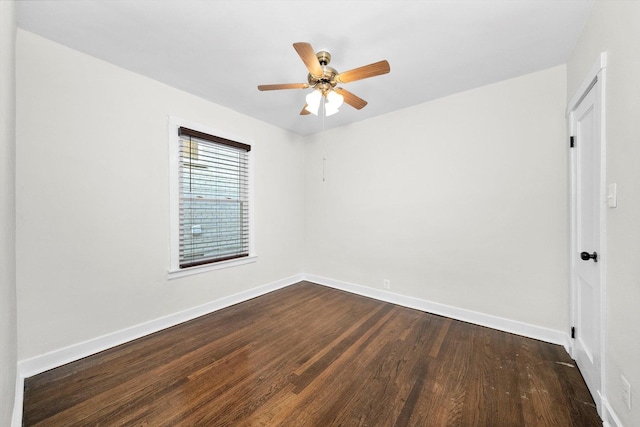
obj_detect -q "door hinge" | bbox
[571,326,576,339]
[570,136,575,148]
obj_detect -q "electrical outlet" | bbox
[607,183,617,208]
[622,375,632,410]
[383,279,391,289]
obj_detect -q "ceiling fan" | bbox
[258,42,390,116]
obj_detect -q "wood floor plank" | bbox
[22,282,602,426]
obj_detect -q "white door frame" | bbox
[567,52,607,414]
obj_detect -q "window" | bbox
[169,118,254,276]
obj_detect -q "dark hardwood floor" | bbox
[23,282,601,426]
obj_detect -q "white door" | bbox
[571,84,602,408]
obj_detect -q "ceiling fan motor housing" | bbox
[308,50,338,93]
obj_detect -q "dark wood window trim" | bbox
[179,127,251,152]
[179,253,250,269]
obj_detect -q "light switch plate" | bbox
[607,183,617,208]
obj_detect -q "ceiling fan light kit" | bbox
[304,87,344,116]
[258,42,390,118]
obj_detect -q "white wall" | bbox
[16,30,305,360]
[0,1,18,425]
[304,66,569,332]
[567,2,640,426]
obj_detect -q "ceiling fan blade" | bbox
[335,88,368,110]
[258,83,309,91]
[335,60,390,84]
[293,42,323,76]
[300,104,311,115]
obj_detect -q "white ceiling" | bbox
[16,0,593,136]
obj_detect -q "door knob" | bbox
[580,251,598,262]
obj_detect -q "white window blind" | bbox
[178,127,251,269]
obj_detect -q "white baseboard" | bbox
[12,273,303,427]
[602,396,624,427]
[303,274,570,349]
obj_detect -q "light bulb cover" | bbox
[305,90,322,115]
[325,104,339,116]
[326,90,344,109]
